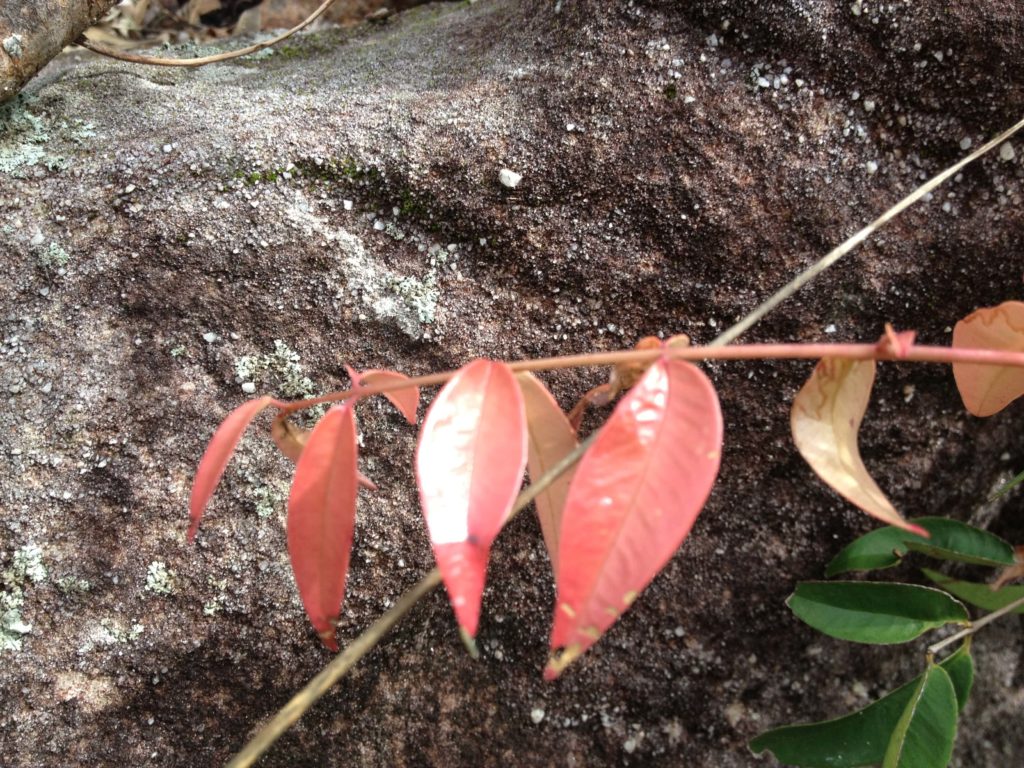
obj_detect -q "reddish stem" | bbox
[278,343,1024,416]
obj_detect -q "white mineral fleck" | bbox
[960,137,972,150]
[1000,142,1016,162]
[202,332,217,343]
[241,382,256,394]
[865,160,878,175]
[343,200,353,210]
[499,168,522,188]
[530,708,545,724]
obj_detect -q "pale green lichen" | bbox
[56,575,91,594]
[86,618,145,650]
[37,242,70,269]
[247,479,287,519]
[0,98,50,177]
[144,561,176,595]
[202,578,230,616]
[1,544,46,652]
[235,340,318,399]
[170,345,187,358]
[390,272,438,325]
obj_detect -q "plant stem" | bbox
[927,594,1024,657]
[77,0,340,67]
[279,342,1024,416]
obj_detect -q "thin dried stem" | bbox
[712,114,1024,346]
[927,594,1024,658]
[77,0,340,67]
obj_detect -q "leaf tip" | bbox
[905,521,930,539]
[318,629,339,652]
[459,626,480,659]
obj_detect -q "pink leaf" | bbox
[516,372,579,573]
[287,403,359,651]
[346,365,420,424]
[952,301,1024,416]
[791,357,925,536]
[546,358,722,679]
[188,396,275,541]
[416,360,527,637]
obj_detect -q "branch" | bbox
[76,0,340,68]
[711,113,1024,347]
[927,594,1024,657]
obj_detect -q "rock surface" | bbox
[2,1,1023,765]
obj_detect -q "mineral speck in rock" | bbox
[1000,142,1016,162]
[498,168,522,188]
[530,708,545,724]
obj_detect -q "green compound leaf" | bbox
[826,517,1015,577]
[750,644,973,767]
[882,664,958,768]
[921,568,1024,613]
[787,582,969,644]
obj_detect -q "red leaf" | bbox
[346,365,420,424]
[516,372,579,572]
[416,360,527,637]
[546,358,722,679]
[188,396,275,541]
[952,301,1024,416]
[287,403,359,651]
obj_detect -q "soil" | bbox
[1,1,1022,766]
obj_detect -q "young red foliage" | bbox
[345,365,420,424]
[416,359,527,637]
[287,403,359,651]
[546,357,723,679]
[188,396,277,541]
[517,372,579,572]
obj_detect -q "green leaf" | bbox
[749,645,972,767]
[882,664,958,768]
[826,517,1015,576]
[921,568,1024,613]
[787,582,969,644]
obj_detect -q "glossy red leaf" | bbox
[952,301,1024,416]
[516,372,578,572]
[546,358,722,679]
[416,359,527,637]
[346,365,420,424]
[188,396,276,541]
[287,403,359,651]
